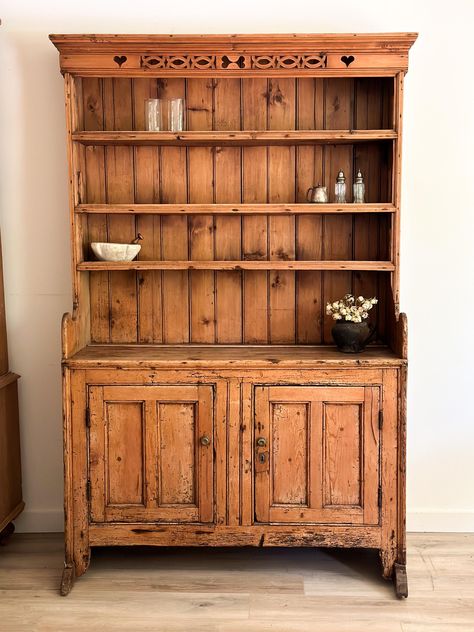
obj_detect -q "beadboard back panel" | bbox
[77,77,392,344]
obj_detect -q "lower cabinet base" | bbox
[88,524,382,548]
[60,563,75,597]
[394,562,409,599]
[61,364,407,599]
[61,524,406,598]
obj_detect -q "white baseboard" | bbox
[13,509,474,534]
[407,510,474,533]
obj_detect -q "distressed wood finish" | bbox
[254,386,379,525]
[51,33,415,597]
[89,385,214,523]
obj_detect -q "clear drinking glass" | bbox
[168,98,186,132]
[145,99,163,131]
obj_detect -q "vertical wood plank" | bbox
[144,400,158,511]
[309,400,323,513]
[323,403,361,506]
[82,78,109,343]
[132,78,162,343]
[354,79,391,340]
[242,78,268,343]
[88,386,105,522]
[214,78,242,343]
[103,78,137,343]
[254,386,270,523]
[227,379,241,526]
[161,215,189,343]
[70,371,89,575]
[107,401,145,505]
[187,78,215,343]
[198,386,214,523]
[240,381,253,525]
[271,403,308,505]
[158,402,195,505]
[381,369,399,577]
[296,78,324,343]
[268,78,296,343]
[363,387,380,524]
[323,79,354,342]
[159,79,189,343]
[215,381,228,526]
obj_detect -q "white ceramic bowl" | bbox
[91,242,141,262]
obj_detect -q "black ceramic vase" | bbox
[331,320,376,353]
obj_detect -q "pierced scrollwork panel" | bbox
[140,53,327,70]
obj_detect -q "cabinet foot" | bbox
[379,547,396,580]
[60,563,75,596]
[0,521,15,544]
[394,562,408,598]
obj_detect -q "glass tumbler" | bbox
[145,99,163,131]
[168,98,185,132]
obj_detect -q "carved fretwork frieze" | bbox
[140,53,327,71]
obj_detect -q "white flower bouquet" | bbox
[326,294,378,323]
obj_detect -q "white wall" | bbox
[1,0,473,533]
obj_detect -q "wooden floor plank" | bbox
[0,533,473,631]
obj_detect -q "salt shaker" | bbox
[353,169,365,204]
[335,170,347,203]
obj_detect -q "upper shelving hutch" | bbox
[50,33,416,355]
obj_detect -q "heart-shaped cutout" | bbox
[113,55,127,67]
[341,55,355,67]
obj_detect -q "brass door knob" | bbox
[200,435,211,446]
[256,437,267,448]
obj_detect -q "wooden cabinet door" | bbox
[88,385,214,523]
[254,386,380,525]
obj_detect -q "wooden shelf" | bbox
[75,203,396,215]
[77,260,395,271]
[72,130,397,146]
[65,344,405,369]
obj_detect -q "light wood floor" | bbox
[0,533,473,631]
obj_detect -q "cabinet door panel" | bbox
[272,403,308,506]
[89,384,214,523]
[107,401,145,506]
[324,403,361,506]
[254,385,380,525]
[158,402,196,505]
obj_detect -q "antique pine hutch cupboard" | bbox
[50,32,416,597]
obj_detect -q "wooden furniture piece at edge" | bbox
[0,234,23,542]
[50,32,415,599]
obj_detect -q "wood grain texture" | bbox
[89,384,214,524]
[76,202,397,214]
[103,78,137,343]
[0,234,23,533]
[187,78,216,344]
[214,78,243,343]
[78,260,395,271]
[72,130,398,145]
[75,75,396,344]
[0,377,23,533]
[255,385,379,525]
[7,532,474,632]
[54,34,412,595]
